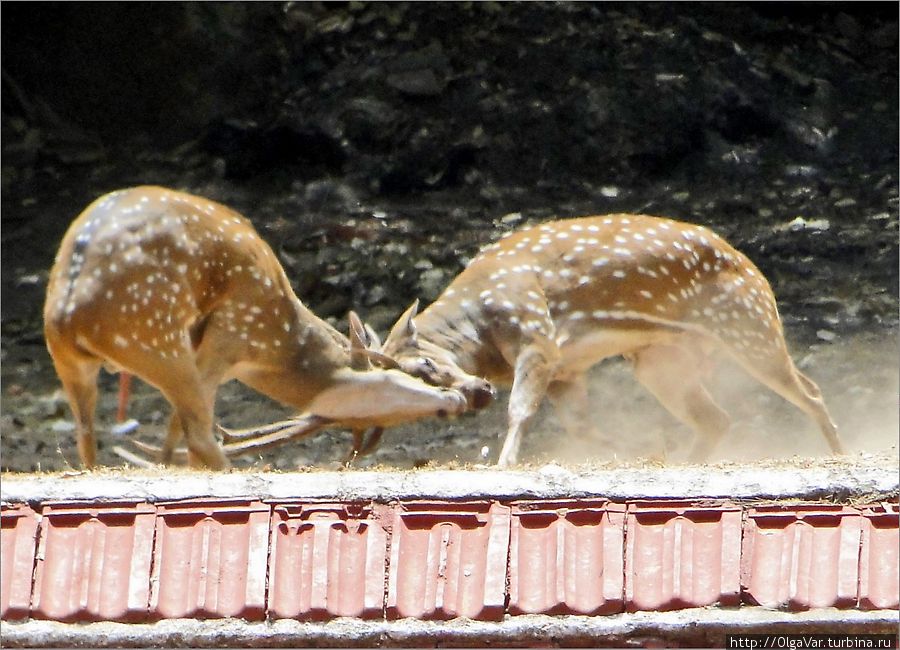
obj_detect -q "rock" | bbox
[779,217,830,232]
[365,284,387,306]
[417,268,447,301]
[2,3,898,471]
[50,419,75,434]
[833,13,861,40]
[816,329,837,342]
[386,69,446,97]
[871,22,898,49]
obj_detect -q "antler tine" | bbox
[112,444,166,468]
[365,349,401,370]
[221,415,332,457]
[128,439,189,463]
[114,414,332,465]
[115,414,377,466]
[217,415,320,442]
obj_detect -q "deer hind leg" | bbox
[47,347,103,468]
[109,339,229,469]
[630,343,731,462]
[169,323,243,469]
[156,372,228,470]
[160,411,185,465]
[126,358,223,467]
[734,345,843,455]
[498,342,559,467]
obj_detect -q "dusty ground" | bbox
[1,326,896,474]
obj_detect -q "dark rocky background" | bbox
[2,2,897,471]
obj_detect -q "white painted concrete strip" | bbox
[1,453,896,504]
[2,609,897,648]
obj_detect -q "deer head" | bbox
[379,300,495,410]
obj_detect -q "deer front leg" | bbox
[497,343,558,467]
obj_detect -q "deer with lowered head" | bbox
[44,186,488,469]
[371,214,844,466]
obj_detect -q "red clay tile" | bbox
[386,501,510,620]
[741,505,863,610]
[267,502,389,620]
[508,500,625,615]
[149,499,269,620]
[1,504,40,620]
[859,503,899,610]
[625,501,742,612]
[30,502,155,622]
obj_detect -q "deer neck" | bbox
[232,277,351,407]
[416,301,488,376]
[284,291,350,373]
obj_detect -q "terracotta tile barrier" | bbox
[0,469,896,630]
[149,499,269,621]
[859,502,900,610]
[626,501,742,612]
[386,501,509,620]
[30,502,156,623]
[508,499,625,615]
[0,504,40,620]
[741,505,865,610]
[268,502,389,619]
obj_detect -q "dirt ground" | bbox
[1,325,895,474]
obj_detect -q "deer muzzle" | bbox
[458,377,495,410]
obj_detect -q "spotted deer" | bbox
[43,186,472,469]
[375,214,844,466]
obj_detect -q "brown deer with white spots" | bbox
[43,186,472,470]
[373,214,844,466]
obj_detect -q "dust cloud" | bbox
[530,332,898,467]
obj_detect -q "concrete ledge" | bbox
[2,609,896,648]
[2,454,897,505]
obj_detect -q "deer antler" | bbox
[113,414,333,465]
[112,415,387,467]
[216,416,322,442]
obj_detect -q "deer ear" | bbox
[401,299,419,335]
[385,300,419,348]
[363,322,382,350]
[348,311,372,371]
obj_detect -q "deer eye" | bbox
[420,358,437,373]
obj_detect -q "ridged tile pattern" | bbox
[2,496,896,624]
[1,504,40,620]
[386,501,510,620]
[150,499,269,620]
[741,505,864,610]
[508,500,625,615]
[268,502,389,619]
[626,501,742,611]
[30,502,155,622]
[859,503,899,610]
